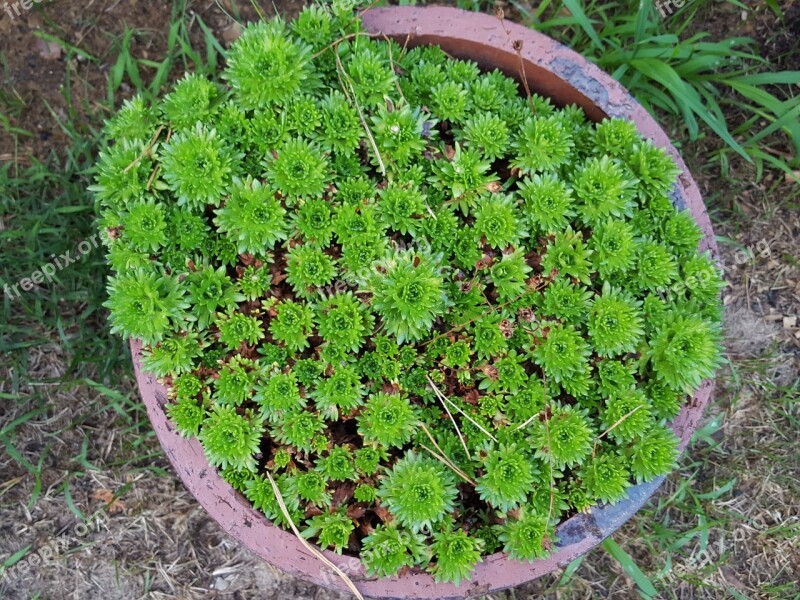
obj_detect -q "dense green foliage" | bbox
[95,2,723,585]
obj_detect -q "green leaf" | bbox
[562,0,604,49]
[601,537,659,599]
[630,58,749,160]
[1,544,33,570]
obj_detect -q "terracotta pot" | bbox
[131,6,718,599]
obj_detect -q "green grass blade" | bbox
[601,537,659,599]
[630,58,749,160]
[561,0,604,49]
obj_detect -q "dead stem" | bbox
[123,124,164,174]
[592,405,644,455]
[426,375,499,443]
[333,49,386,176]
[432,386,472,460]
[264,471,364,600]
[415,424,477,489]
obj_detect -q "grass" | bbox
[1,0,798,598]
[512,0,800,180]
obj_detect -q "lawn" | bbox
[1,1,798,598]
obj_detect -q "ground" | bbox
[1,1,798,599]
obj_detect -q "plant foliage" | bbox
[95,4,724,585]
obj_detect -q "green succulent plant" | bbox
[285,245,337,298]
[186,263,245,330]
[214,177,288,254]
[265,137,331,199]
[572,155,636,226]
[355,445,386,475]
[315,291,374,352]
[302,509,355,554]
[358,393,417,448]
[294,198,334,247]
[213,356,258,406]
[316,445,357,481]
[589,218,637,277]
[644,313,722,392]
[160,123,239,210]
[141,331,204,376]
[377,181,425,235]
[268,299,314,352]
[474,193,527,249]
[533,323,591,385]
[289,470,331,507]
[428,525,483,585]
[430,81,469,123]
[430,143,497,210]
[103,94,157,142]
[476,444,535,512]
[372,102,434,167]
[166,394,207,438]
[224,19,316,109]
[580,450,631,505]
[601,389,654,443]
[628,423,680,482]
[217,310,264,349]
[97,8,723,583]
[365,249,448,344]
[272,408,325,453]
[461,112,509,160]
[161,73,219,129]
[379,452,458,533]
[530,403,595,469]
[490,249,532,301]
[512,115,574,174]
[518,173,575,235]
[90,139,159,208]
[198,405,263,472]
[588,283,645,357]
[255,370,305,420]
[313,366,366,413]
[104,271,189,345]
[361,523,430,577]
[498,508,553,561]
[541,227,594,284]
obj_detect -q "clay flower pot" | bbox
[131,6,717,599]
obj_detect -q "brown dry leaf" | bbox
[92,488,125,514]
[346,505,367,520]
[331,482,355,508]
[372,505,391,522]
[381,382,401,395]
[463,389,480,405]
[480,364,499,380]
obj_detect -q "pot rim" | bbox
[132,6,717,599]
